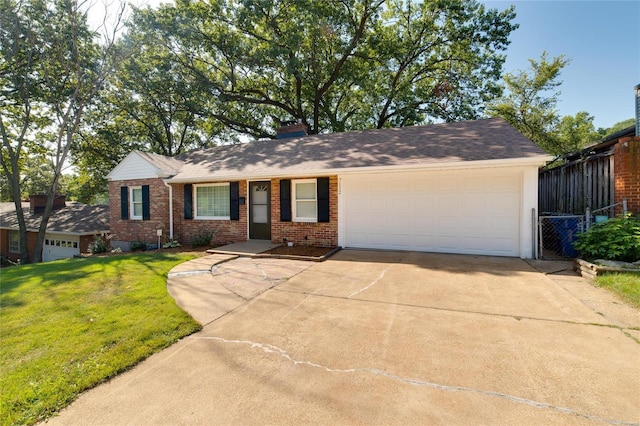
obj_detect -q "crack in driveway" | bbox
[194,336,638,426]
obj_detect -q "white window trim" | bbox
[194,182,231,220]
[292,178,317,223]
[9,230,20,253]
[130,186,143,220]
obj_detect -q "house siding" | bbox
[109,178,171,247]
[172,181,248,246]
[167,177,338,248]
[271,176,338,247]
[0,229,41,263]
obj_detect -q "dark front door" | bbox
[249,181,271,240]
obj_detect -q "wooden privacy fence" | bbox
[539,151,615,215]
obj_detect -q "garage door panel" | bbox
[343,170,521,256]
[43,233,80,262]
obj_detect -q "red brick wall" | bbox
[110,177,339,249]
[614,137,640,215]
[0,229,12,261]
[0,229,38,263]
[171,181,248,246]
[109,178,171,245]
[270,176,339,247]
[79,235,95,254]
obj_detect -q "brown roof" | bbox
[134,150,184,174]
[0,203,110,235]
[168,118,548,182]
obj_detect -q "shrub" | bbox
[89,236,108,254]
[190,232,213,248]
[163,240,181,249]
[574,215,640,262]
[129,241,147,252]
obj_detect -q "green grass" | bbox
[0,253,202,425]
[595,272,640,308]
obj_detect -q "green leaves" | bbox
[1,0,120,262]
[116,0,517,138]
[575,216,640,262]
[487,52,602,156]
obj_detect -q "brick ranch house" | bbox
[0,195,110,263]
[107,118,551,258]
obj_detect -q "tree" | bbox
[554,111,600,153]
[0,0,123,263]
[124,0,517,138]
[81,23,227,157]
[486,52,571,155]
[599,118,635,137]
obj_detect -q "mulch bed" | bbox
[262,245,337,258]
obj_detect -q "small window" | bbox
[195,183,230,219]
[293,179,317,222]
[45,239,50,246]
[130,186,143,220]
[73,242,78,249]
[9,231,20,253]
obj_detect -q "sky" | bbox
[87,0,640,130]
[482,0,639,129]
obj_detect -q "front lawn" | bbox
[0,253,202,426]
[595,272,640,308]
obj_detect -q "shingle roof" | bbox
[134,150,183,174]
[0,203,110,234]
[168,118,548,182]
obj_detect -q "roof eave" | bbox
[165,155,552,183]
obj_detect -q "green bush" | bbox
[89,235,108,254]
[129,241,147,252]
[190,231,213,248]
[163,240,181,249]
[574,215,640,262]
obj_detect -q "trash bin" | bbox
[548,217,581,258]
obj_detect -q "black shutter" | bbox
[317,177,330,222]
[229,181,240,220]
[280,179,291,222]
[184,184,193,220]
[142,185,150,220]
[120,186,128,220]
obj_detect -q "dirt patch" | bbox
[262,245,337,258]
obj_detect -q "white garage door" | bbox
[43,233,80,262]
[342,169,521,256]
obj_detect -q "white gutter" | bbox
[162,179,174,240]
[164,155,552,184]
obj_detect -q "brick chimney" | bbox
[29,194,66,214]
[276,119,308,139]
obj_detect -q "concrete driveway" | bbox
[46,250,639,425]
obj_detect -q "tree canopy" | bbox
[486,52,605,156]
[105,0,517,140]
[0,0,121,262]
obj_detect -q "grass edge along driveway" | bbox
[0,253,202,426]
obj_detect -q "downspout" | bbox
[163,179,174,240]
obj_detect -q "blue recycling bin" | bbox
[548,217,581,258]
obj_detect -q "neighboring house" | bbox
[539,126,640,216]
[0,195,110,263]
[107,118,550,258]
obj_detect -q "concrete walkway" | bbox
[46,251,640,425]
[167,253,315,325]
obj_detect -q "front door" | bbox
[249,181,271,240]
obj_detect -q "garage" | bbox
[341,167,528,257]
[42,233,80,262]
